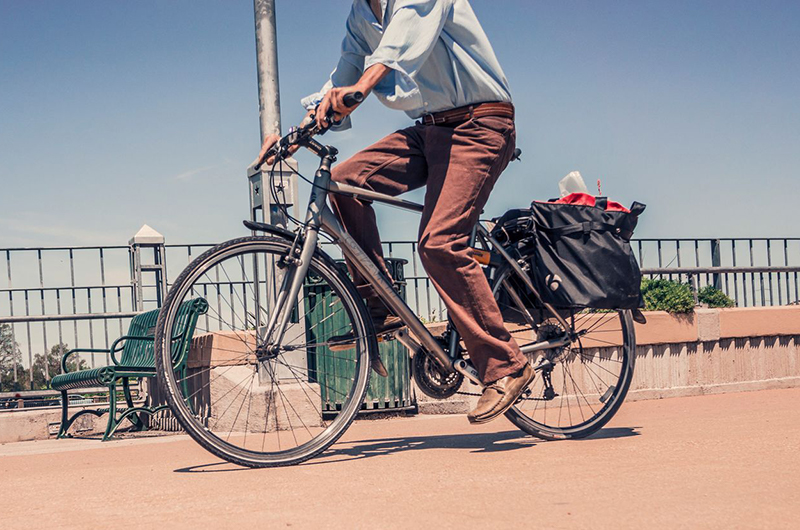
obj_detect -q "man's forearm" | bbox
[314,64,392,129]
[355,64,392,96]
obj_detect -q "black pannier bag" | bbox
[490,196,646,310]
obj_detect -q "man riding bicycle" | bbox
[258,0,534,425]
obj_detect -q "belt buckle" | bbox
[423,113,444,126]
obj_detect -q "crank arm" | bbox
[392,328,423,356]
[452,359,482,387]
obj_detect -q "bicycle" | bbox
[154,93,636,467]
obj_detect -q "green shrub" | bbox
[697,285,735,308]
[641,278,695,313]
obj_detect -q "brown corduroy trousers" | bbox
[330,114,528,383]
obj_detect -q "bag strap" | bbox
[536,221,633,240]
[629,201,646,216]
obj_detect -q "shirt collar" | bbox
[362,0,386,26]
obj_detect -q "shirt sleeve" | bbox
[364,0,454,79]
[300,8,371,130]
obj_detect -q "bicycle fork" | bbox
[259,158,332,353]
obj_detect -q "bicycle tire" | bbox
[490,263,636,440]
[154,235,374,467]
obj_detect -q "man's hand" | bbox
[256,132,281,168]
[255,112,314,168]
[315,86,363,130]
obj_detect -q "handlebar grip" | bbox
[253,146,278,171]
[328,92,364,127]
[343,92,364,108]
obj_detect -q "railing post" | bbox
[687,272,699,305]
[128,225,166,311]
[711,238,722,290]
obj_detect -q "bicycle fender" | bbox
[242,220,303,242]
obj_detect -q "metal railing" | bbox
[0,240,220,400]
[634,238,800,306]
[2,236,798,395]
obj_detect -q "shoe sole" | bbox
[329,334,386,352]
[467,369,536,425]
[327,326,405,352]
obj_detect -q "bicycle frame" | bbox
[259,147,572,386]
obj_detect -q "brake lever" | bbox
[311,110,337,136]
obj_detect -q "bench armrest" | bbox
[107,331,191,366]
[61,348,110,374]
[107,335,155,365]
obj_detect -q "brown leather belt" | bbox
[421,101,514,126]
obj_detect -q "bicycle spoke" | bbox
[225,370,257,441]
[274,358,326,423]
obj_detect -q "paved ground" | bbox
[2,388,799,529]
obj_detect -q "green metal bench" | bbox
[51,298,208,440]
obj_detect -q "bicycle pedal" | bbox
[515,388,532,404]
[328,332,394,352]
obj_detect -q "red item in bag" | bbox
[552,192,631,213]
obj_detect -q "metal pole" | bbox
[250,0,296,230]
[251,2,307,383]
[253,0,281,141]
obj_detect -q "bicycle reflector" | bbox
[469,248,492,266]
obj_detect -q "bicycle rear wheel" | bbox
[491,264,636,440]
[154,236,373,467]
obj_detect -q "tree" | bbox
[0,324,29,391]
[30,343,88,390]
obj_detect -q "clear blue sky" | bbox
[2,0,799,247]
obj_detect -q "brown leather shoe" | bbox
[467,364,535,424]
[370,356,389,378]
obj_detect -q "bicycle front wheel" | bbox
[491,264,636,440]
[154,236,373,467]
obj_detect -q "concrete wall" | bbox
[417,307,800,414]
[628,307,800,399]
[0,405,107,444]
[3,307,799,442]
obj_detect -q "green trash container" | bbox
[303,258,415,414]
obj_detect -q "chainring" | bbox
[412,350,464,399]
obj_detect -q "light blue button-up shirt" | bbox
[301,0,512,125]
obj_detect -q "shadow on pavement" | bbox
[583,426,640,440]
[173,426,639,472]
[323,429,535,460]
[174,461,241,473]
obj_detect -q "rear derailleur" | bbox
[533,357,558,401]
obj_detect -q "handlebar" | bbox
[342,92,364,108]
[253,91,364,171]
